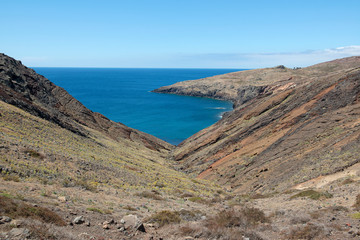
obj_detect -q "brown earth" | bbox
[155,56,360,194]
[1,54,360,239]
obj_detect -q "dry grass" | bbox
[178,207,268,240]
[123,205,138,211]
[2,174,20,182]
[86,207,104,214]
[146,210,181,227]
[188,196,210,204]
[0,195,66,226]
[285,223,325,240]
[136,190,164,200]
[0,100,223,198]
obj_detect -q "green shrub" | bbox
[87,207,104,214]
[290,190,333,200]
[2,174,20,182]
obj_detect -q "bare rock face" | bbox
[0,53,172,151]
[156,56,360,193]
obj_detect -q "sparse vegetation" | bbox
[24,149,44,159]
[86,207,104,214]
[353,193,360,209]
[178,208,266,240]
[188,196,209,204]
[2,174,20,182]
[290,189,333,200]
[0,195,66,226]
[136,190,164,200]
[123,205,137,211]
[342,178,355,185]
[286,223,325,240]
[75,179,97,192]
[146,210,181,227]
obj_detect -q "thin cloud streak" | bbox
[20,46,360,68]
[184,46,360,68]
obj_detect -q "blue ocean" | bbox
[34,68,240,145]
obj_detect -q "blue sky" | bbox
[2,0,359,68]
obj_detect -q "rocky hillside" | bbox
[155,56,360,194]
[1,54,360,239]
[0,53,171,151]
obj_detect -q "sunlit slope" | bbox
[0,99,220,195]
[157,57,360,193]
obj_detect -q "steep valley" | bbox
[1,54,360,239]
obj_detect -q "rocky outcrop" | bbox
[0,53,172,151]
[157,56,360,193]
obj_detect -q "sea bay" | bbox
[34,68,241,145]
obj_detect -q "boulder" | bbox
[120,214,145,232]
[0,216,12,224]
[73,216,85,224]
[58,196,68,202]
[8,228,30,240]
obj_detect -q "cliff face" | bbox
[0,53,172,151]
[155,56,360,193]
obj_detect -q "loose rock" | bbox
[0,216,12,224]
[73,216,85,224]
[121,214,145,232]
[8,228,30,240]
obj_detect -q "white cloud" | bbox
[183,45,360,68]
[16,45,360,68]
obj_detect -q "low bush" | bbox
[24,149,44,159]
[0,195,66,226]
[353,194,360,209]
[342,178,355,185]
[136,190,164,200]
[146,210,181,227]
[205,207,269,231]
[290,189,333,200]
[123,205,137,211]
[286,223,325,239]
[188,196,208,204]
[87,207,104,214]
[75,179,97,192]
[179,208,266,240]
[2,174,20,182]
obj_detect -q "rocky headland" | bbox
[154,56,360,194]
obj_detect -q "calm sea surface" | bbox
[34,68,241,145]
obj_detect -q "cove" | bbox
[34,68,241,145]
